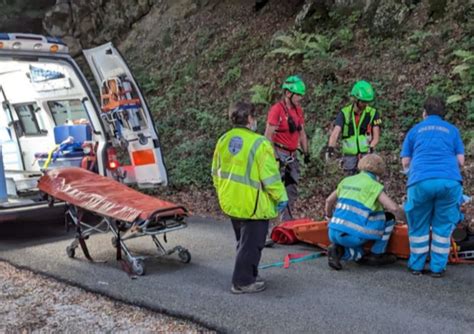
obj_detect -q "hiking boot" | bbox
[430,270,445,278]
[411,270,423,276]
[256,275,264,283]
[409,268,428,276]
[360,253,397,266]
[231,281,266,294]
[327,243,344,271]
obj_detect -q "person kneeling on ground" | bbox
[324,154,406,270]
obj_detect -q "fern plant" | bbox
[250,83,275,106]
[452,50,474,84]
[270,31,334,60]
[447,49,474,104]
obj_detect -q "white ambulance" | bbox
[0,33,168,222]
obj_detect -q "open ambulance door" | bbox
[0,85,24,171]
[83,43,168,188]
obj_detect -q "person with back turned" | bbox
[212,101,288,294]
[401,96,464,278]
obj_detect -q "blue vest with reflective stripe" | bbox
[329,172,385,240]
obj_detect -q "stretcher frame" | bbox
[64,202,191,276]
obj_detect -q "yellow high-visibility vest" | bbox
[341,104,377,155]
[212,127,287,220]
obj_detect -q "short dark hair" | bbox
[424,96,446,117]
[229,101,256,125]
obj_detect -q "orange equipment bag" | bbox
[100,77,140,112]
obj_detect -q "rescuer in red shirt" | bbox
[264,75,310,223]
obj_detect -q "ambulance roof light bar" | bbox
[0,33,69,54]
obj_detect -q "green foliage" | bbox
[404,45,422,62]
[221,66,241,87]
[162,28,173,49]
[304,127,327,173]
[299,127,341,199]
[402,30,434,62]
[451,50,474,85]
[447,49,474,125]
[208,42,231,63]
[195,28,214,53]
[183,59,199,80]
[336,27,353,47]
[270,31,334,61]
[463,129,474,156]
[249,83,275,106]
[307,81,347,125]
[397,89,425,133]
[166,138,216,188]
[228,53,242,68]
[135,72,160,94]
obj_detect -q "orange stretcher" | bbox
[273,219,474,263]
[38,167,191,276]
[293,221,410,258]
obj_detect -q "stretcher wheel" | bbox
[66,246,76,258]
[132,259,146,276]
[178,250,191,263]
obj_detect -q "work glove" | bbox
[276,201,288,213]
[303,153,311,164]
[325,146,335,161]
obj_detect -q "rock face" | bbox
[295,0,473,36]
[0,0,56,34]
[42,0,154,56]
[371,1,411,37]
[41,0,213,56]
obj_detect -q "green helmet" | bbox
[282,75,306,96]
[351,80,375,102]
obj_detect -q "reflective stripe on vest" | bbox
[341,105,376,155]
[330,217,384,237]
[329,172,385,240]
[335,202,369,218]
[212,137,265,189]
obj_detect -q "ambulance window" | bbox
[14,103,42,136]
[48,99,88,125]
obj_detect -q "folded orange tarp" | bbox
[38,167,186,223]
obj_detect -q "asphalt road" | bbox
[1,216,473,333]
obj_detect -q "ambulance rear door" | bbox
[83,43,168,188]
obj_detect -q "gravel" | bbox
[0,261,210,333]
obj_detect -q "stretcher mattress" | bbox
[38,167,186,222]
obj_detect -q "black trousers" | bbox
[231,218,269,286]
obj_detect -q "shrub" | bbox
[270,31,334,61]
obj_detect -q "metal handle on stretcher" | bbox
[148,206,188,220]
[139,206,188,230]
